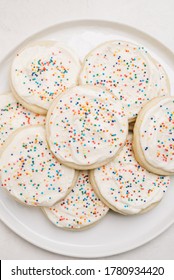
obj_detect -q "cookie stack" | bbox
[0,40,173,230]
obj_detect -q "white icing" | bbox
[94,134,170,214]
[140,97,174,172]
[11,42,81,110]
[80,41,169,120]
[0,126,76,207]
[0,93,45,149]
[154,60,170,97]
[47,86,128,167]
[43,171,108,229]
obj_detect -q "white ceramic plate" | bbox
[0,20,174,258]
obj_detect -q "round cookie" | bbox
[0,93,45,151]
[0,125,78,207]
[79,40,170,122]
[11,41,81,114]
[46,85,128,170]
[133,96,174,175]
[42,171,109,230]
[90,133,170,215]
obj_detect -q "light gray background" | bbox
[0,0,174,260]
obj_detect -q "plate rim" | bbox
[1,201,174,258]
[0,18,174,258]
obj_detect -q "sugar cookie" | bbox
[43,171,109,230]
[90,133,170,215]
[133,96,174,175]
[0,126,78,206]
[0,93,45,151]
[46,85,128,170]
[79,41,170,122]
[11,41,81,114]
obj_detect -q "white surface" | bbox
[0,0,174,260]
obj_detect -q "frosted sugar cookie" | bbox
[0,126,78,207]
[0,93,45,151]
[43,171,109,230]
[133,96,174,175]
[79,41,170,122]
[90,133,170,215]
[46,85,128,170]
[11,41,81,114]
